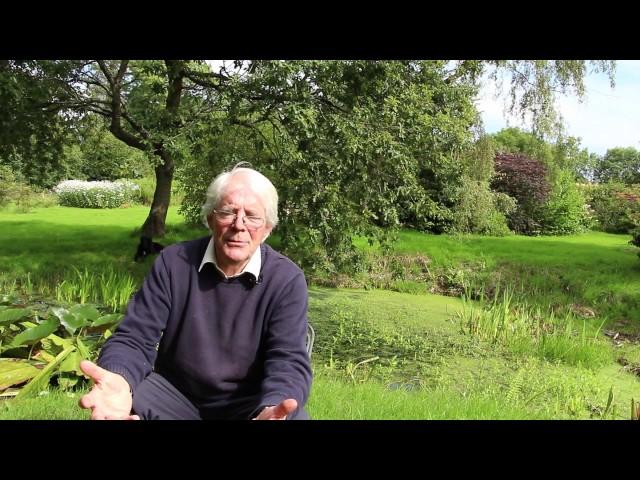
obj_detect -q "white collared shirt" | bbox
[198,237,262,280]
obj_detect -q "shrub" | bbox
[450,177,515,236]
[53,179,140,209]
[0,166,58,212]
[0,166,25,208]
[586,182,640,234]
[491,153,551,235]
[540,170,590,235]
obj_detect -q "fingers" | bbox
[104,414,140,420]
[79,360,107,383]
[90,413,141,420]
[255,398,299,420]
[272,398,298,418]
[78,392,94,409]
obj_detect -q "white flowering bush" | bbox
[53,179,141,208]
[114,179,142,205]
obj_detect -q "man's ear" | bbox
[206,213,215,231]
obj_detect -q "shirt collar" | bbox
[198,237,262,280]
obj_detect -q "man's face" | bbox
[207,177,272,276]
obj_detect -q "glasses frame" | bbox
[212,209,266,230]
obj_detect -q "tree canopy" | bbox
[594,147,640,184]
[0,59,617,271]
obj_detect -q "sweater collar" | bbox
[198,237,262,280]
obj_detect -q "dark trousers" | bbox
[132,372,310,420]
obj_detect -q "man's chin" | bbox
[222,245,250,259]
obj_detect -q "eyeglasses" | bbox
[212,209,265,229]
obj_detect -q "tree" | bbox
[491,127,554,163]
[178,61,483,271]
[63,115,152,181]
[490,126,597,180]
[551,135,599,182]
[1,59,617,270]
[594,147,640,184]
[479,60,616,138]
[0,61,72,187]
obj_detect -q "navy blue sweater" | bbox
[98,237,312,419]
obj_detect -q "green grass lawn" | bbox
[0,205,208,293]
[1,206,640,419]
[357,229,640,329]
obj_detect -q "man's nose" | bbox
[232,213,246,229]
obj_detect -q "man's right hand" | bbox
[78,360,139,420]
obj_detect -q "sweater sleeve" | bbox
[97,250,173,391]
[258,271,312,409]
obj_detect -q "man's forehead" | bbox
[220,185,265,208]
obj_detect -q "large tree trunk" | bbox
[141,151,175,238]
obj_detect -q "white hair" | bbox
[201,164,279,230]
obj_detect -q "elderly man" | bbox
[79,165,312,420]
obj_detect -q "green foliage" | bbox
[629,226,640,261]
[0,295,123,395]
[458,288,610,368]
[131,175,183,206]
[552,135,599,181]
[490,127,598,182]
[177,61,484,273]
[0,165,58,212]
[0,61,73,188]
[264,61,479,270]
[55,267,137,312]
[594,147,640,185]
[2,60,616,269]
[0,388,89,419]
[62,116,152,181]
[540,170,589,235]
[586,182,640,233]
[492,127,555,164]
[450,177,515,236]
[177,121,264,224]
[448,136,514,235]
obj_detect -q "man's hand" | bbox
[253,398,298,420]
[78,360,139,420]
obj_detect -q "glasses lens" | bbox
[216,211,235,224]
[245,217,263,228]
[215,211,263,228]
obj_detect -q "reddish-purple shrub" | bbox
[491,153,551,234]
